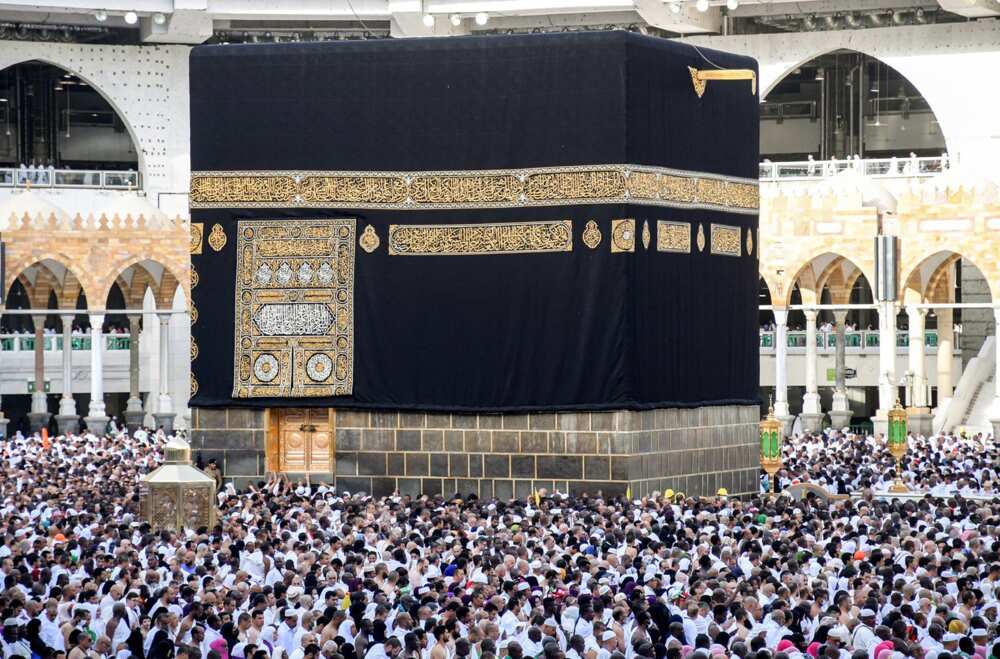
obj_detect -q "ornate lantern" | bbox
[887,399,909,493]
[759,403,783,494]
[140,437,217,530]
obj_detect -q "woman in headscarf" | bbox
[211,637,232,659]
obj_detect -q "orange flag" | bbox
[41,428,50,451]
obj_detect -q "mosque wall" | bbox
[684,19,1000,171]
[0,40,191,199]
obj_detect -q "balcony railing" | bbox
[0,168,140,190]
[759,156,945,181]
[0,334,131,352]
[759,329,954,352]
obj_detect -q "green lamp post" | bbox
[887,399,909,493]
[760,402,782,494]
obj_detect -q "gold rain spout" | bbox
[688,67,757,98]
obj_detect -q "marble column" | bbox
[153,312,175,435]
[772,309,794,437]
[27,314,51,432]
[124,314,145,432]
[84,314,109,435]
[872,301,898,437]
[829,310,852,430]
[0,306,6,436]
[990,308,1000,440]
[906,307,932,435]
[54,314,79,435]
[800,309,824,433]
[935,309,954,407]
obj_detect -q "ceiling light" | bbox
[124,11,138,24]
[727,0,738,9]
[450,13,462,25]
[814,68,824,81]
[475,11,488,24]
[696,0,709,11]
[422,13,435,26]
[669,2,680,12]
[152,12,167,25]
[94,10,107,22]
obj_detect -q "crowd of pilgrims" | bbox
[1,426,999,659]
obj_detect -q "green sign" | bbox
[27,380,51,393]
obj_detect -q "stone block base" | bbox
[907,410,933,437]
[124,410,146,433]
[153,413,176,436]
[28,412,52,433]
[799,413,825,435]
[828,410,852,431]
[872,415,888,438]
[55,414,79,435]
[777,415,795,438]
[84,415,109,435]
[191,405,759,498]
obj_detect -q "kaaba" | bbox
[188,30,762,498]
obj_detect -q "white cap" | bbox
[602,631,617,641]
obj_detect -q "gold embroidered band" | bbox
[388,221,572,256]
[190,165,758,215]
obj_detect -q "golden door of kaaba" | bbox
[266,409,334,474]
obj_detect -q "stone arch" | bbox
[4,256,92,310]
[97,255,186,312]
[0,57,145,178]
[903,250,993,303]
[761,46,952,156]
[783,250,876,308]
[4,250,102,307]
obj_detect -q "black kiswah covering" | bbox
[189,31,760,412]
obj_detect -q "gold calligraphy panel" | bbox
[232,219,356,399]
[190,165,759,215]
[656,221,691,254]
[388,221,572,256]
[710,223,742,257]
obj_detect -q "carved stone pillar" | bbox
[990,308,1000,441]
[800,309,824,433]
[906,307,932,436]
[828,310,852,430]
[772,309,794,437]
[84,314,109,435]
[872,301,897,437]
[153,312,175,435]
[124,314,145,432]
[28,314,51,432]
[55,314,79,435]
